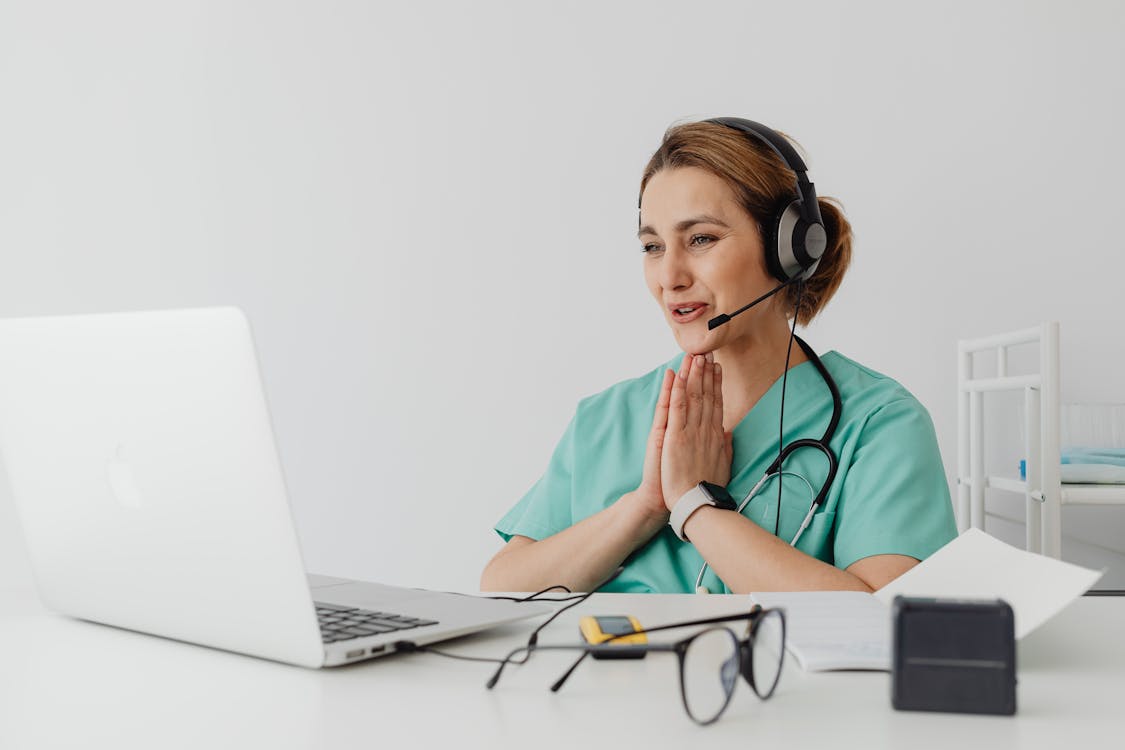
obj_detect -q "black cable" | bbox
[520,584,573,601]
[433,584,582,603]
[485,566,626,688]
[484,584,583,603]
[524,567,622,648]
[392,641,509,665]
[485,593,588,603]
[773,280,805,537]
[395,567,626,681]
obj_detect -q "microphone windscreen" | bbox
[707,314,731,331]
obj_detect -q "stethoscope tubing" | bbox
[694,337,841,593]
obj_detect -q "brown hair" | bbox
[639,121,852,326]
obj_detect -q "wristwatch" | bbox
[669,481,738,542]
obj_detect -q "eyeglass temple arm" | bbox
[622,607,763,638]
[549,642,679,692]
[549,650,591,692]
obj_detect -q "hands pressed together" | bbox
[634,352,733,520]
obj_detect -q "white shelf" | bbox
[1061,485,1125,505]
[977,475,1125,506]
[986,476,1028,494]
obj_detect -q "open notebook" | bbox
[750,590,890,671]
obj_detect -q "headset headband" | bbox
[705,117,823,228]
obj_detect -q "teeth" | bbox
[677,307,696,314]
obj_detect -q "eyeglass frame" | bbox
[486,605,787,726]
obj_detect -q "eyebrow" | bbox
[637,214,730,239]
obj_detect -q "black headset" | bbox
[701,119,841,551]
[705,117,827,284]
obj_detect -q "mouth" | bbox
[667,302,710,325]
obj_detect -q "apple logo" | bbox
[106,443,144,508]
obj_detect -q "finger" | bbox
[699,358,714,433]
[669,360,687,431]
[647,369,674,448]
[686,355,704,428]
[651,368,674,431]
[712,362,724,433]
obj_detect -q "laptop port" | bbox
[370,645,386,654]
[345,649,364,659]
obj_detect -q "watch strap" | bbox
[670,483,733,542]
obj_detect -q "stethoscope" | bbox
[694,335,842,593]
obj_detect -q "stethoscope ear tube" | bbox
[775,438,838,514]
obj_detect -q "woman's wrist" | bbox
[663,481,699,512]
[681,502,728,543]
[615,490,670,542]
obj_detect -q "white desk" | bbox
[1,586,1122,749]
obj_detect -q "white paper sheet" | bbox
[749,529,1104,671]
[873,528,1103,638]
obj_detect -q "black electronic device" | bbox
[891,596,1017,716]
[699,481,738,510]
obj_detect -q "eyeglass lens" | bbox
[750,609,785,699]
[679,611,787,724]
[680,627,740,725]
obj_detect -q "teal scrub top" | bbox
[495,350,957,594]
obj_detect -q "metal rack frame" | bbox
[957,322,1125,558]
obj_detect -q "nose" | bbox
[658,245,693,292]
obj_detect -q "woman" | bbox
[481,118,956,594]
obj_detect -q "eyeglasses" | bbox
[486,606,787,726]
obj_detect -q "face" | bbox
[639,167,783,356]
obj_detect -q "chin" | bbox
[673,329,717,356]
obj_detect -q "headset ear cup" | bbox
[763,209,789,283]
[766,202,805,283]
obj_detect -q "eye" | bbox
[689,234,716,248]
[640,242,663,255]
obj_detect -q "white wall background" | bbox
[2,0,1123,591]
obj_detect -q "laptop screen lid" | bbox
[0,307,325,667]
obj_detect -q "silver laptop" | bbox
[0,306,548,667]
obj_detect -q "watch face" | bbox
[701,481,738,511]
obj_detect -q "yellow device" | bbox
[579,615,647,659]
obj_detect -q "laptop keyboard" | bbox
[315,602,440,643]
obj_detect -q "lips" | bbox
[667,302,710,324]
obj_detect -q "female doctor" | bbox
[481,118,957,595]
